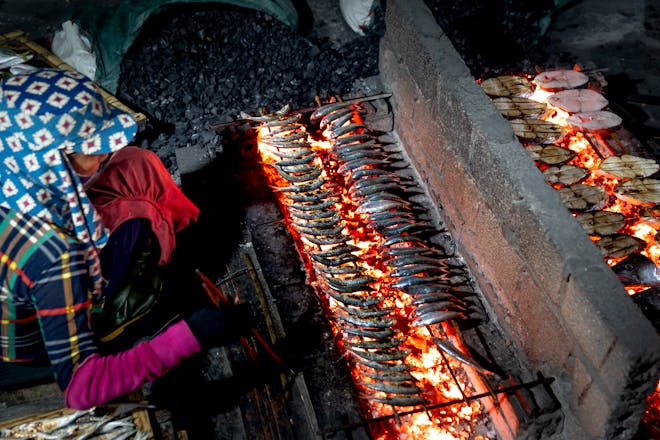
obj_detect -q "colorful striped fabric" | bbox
[0,206,97,390]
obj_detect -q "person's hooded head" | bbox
[0,68,138,295]
[0,68,137,247]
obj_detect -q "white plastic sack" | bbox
[339,0,378,36]
[51,20,97,80]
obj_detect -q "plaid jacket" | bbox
[0,206,97,390]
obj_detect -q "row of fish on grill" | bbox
[241,99,487,408]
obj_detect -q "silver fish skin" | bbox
[337,149,388,163]
[274,153,317,166]
[329,123,365,139]
[324,275,376,293]
[288,207,337,220]
[411,310,465,327]
[411,292,470,305]
[335,133,374,147]
[336,312,396,329]
[285,197,338,211]
[333,139,379,156]
[405,283,475,295]
[310,101,356,123]
[320,107,354,129]
[262,112,301,127]
[356,199,408,215]
[432,337,495,375]
[382,235,425,247]
[350,174,404,190]
[367,395,428,407]
[389,275,447,289]
[295,223,345,237]
[313,244,360,257]
[276,167,323,183]
[338,158,391,174]
[389,264,445,278]
[342,326,395,340]
[337,304,393,318]
[350,183,404,199]
[278,177,327,193]
[349,347,411,362]
[304,234,350,246]
[346,337,406,350]
[293,212,342,229]
[359,381,421,395]
[316,264,364,275]
[241,104,290,122]
[326,290,382,307]
[311,253,358,267]
[386,254,442,267]
[354,357,411,372]
[363,370,416,382]
[412,301,468,317]
[261,145,312,159]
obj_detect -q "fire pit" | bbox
[376,0,660,438]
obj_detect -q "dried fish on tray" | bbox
[492,96,547,119]
[525,144,575,165]
[0,407,150,440]
[575,210,626,236]
[598,154,660,179]
[480,75,534,98]
[509,118,564,144]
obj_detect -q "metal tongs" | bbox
[195,268,285,370]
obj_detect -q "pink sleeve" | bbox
[64,320,202,410]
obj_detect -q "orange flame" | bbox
[255,115,490,439]
[531,83,660,287]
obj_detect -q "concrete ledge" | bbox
[379,0,660,438]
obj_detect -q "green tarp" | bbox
[71,1,299,93]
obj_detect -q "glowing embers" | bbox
[482,70,660,292]
[243,101,490,438]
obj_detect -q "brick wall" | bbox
[378,0,660,438]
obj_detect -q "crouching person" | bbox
[0,68,249,409]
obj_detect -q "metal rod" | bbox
[323,375,555,435]
[241,252,290,393]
